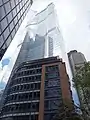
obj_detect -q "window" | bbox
[28,103,31,109]
[11,28,15,38]
[0,6,5,20]
[44,113,55,120]
[16,86,19,90]
[3,27,9,40]
[22,0,25,6]
[15,23,19,32]
[7,12,13,24]
[19,2,22,10]
[45,79,59,88]
[26,84,29,89]
[9,21,14,31]
[44,100,49,110]
[1,17,8,31]
[20,85,23,90]
[45,89,61,98]
[14,94,17,100]
[31,83,34,89]
[15,0,19,5]
[24,84,26,89]
[0,35,4,48]
[25,94,28,99]
[4,2,11,14]
[46,72,59,79]
[16,4,20,13]
[29,92,32,99]
[5,34,12,47]
[35,83,40,89]
[10,0,15,9]
[14,16,18,25]
[50,99,59,110]
[31,102,39,112]
[12,8,17,17]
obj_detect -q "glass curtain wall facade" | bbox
[26,3,66,61]
[0,0,33,60]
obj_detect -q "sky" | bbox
[0,0,90,104]
[33,0,90,61]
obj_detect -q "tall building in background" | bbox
[68,50,87,115]
[68,50,86,76]
[0,57,73,120]
[0,0,33,60]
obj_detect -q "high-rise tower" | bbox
[0,0,33,60]
[0,3,73,120]
[68,50,88,116]
[68,50,86,76]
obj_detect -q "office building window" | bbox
[45,79,59,88]
[5,35,12,47]
[3,27,9,40]
[16,4,20,13]
[4,2,11,14]
[15,23,19,31]
[7,12,13,24]
[0,17,8,31]
[11,28,15,38]
[0,6,6,20]
[19,2,22,10]
[15,0,19,5]
[12,8,17,17]
[17,12,21,20]
[10,0,15,9]
[0,35,4,47]
[14,16,18,25]
[9,21,14,31]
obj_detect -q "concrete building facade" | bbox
[0,57,73,120]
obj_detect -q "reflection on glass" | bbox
[26,3,66,61]
[1,17,7,31]
[3,27,9,40]
[7,12,12,24]
[9,21,14,31]
[0,6,5,20]
[5,2,11,14]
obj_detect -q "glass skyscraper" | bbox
[0,3,74,120]
[0,0,33,60]
[26,3,66,61]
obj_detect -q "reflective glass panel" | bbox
[0,17,8,31]
[3,27,9,40]
[0,6,5,20]
[4,2,11,14]
[10,0,15,9]
[7,12,13,24]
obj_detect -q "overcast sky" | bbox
[33,0,90,61]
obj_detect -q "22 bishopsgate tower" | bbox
[0,3,74,120]
[0,0,33,60]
